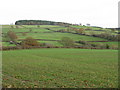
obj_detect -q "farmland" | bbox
[1,22,119,88]
[2,49,118,88]
[1,24,119,48]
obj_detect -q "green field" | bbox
[89,42,118,48]
[1,24,119,88]
[2,49,118,88]
[16,32,108,41]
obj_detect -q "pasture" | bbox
[1,24,119,88]
[2,49,118,88]
[2,25,118,48]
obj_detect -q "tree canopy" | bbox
[15,20,72,26]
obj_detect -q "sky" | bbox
[0,0,119,28]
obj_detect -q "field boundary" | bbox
[1,46,118,51]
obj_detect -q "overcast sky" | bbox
[0,0,119,28]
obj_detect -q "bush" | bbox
[37,25,40,28]
[89,32,119,41]
[21,37,40,48]
[78,41,92,47]
[105,44,110,49]
[7,30,18,41]
[16,25,19,28]
[111,45,118,49]
[6,30,18,45]
[75,28,85,34]
[2,46,19,50]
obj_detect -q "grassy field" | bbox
[1,25,119,88]
[89,42,118,48]
[16,32,108,41]
[2,49,118,88]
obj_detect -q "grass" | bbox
[39,41,63,46]
[39,41,82,46]
[2,25,119,47]
[21,25,61,28]
[17,32,108,41]
[2,28,53,33]
[2,24,117,47]
[2,48,118,88]
[2,42,16,46]
[89,42,118,47]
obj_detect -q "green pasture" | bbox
[16,32,108,41]
[2,28,53,33]
[2,49,118,88]
[2,25,118,47]
[2,42,16,46]
[89,42,118,47]
[39,41,82,46]
[38,41,63,46]
[20,25,61,28]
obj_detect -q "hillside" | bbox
[1,21,119,88]
[2,23,119,49]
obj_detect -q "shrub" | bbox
[78,41,92,47]
[2,46,18,50]
[37,25,40,28]
[111,45,118,49]
[106,44,110,49]
[7,30,18,45]
[90,32,119,41]
[21,37,40,48]
[16,25,19,28]
[7,30,18,41]
[91,44,97,47]
[116,35,120,41]
[75,28,85,34]
[78,41,87,45]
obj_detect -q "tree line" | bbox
[15,20,72,26]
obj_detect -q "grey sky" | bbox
[0,0,119,28]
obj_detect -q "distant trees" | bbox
[88,31,120,41]
[78,40,115,49]
[15,20,72,26]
